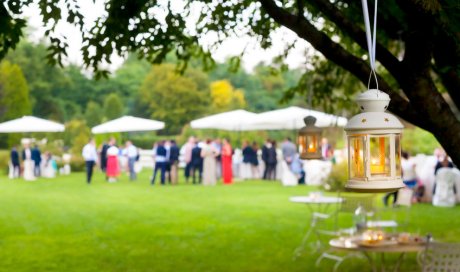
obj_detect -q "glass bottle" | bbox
[353,204,367,233]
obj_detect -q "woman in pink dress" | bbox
[221,138,233,184]
[106,145,120,182]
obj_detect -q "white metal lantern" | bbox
[298,116,322,160]
[344,89,404,192]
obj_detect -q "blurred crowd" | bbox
[383,148,458,206]
[9,142,58,180]
[81,136,335,186]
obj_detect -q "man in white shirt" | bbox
[82,138,98,184]
[124,140,139,181]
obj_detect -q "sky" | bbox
[22,0,312,73]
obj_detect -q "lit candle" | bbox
[370,158,384,173]
[307,143,315,152]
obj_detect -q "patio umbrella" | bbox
[242,106,347,130]
[0,116,65,133]
[190,109,258,131]
[91,116,165,134]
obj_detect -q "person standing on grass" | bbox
[82,138,98,184]
[169,140,180,185]
[10,146,20,179]
[201,139,218,185]
[221,138,233,185]
[191,140,203,184]
[100,140,110,172]
[261,139,271,180]
[106,141,120,182]
[212,138,222,179]
[22,143,35,181]
[31,145,42,177]
[152,141,168,185]
[250,142,260,179]
[266,140,278,180]
[124,140,138,181]
[164,140,172,183]
[183,136,195,183]
[281,137,296,164]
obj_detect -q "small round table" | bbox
[329,237,425,272]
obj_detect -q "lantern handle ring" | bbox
[367,69,379,91]
[362,0,379,92]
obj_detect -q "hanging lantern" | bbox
[298,116,322,160]
[344,89,404,192]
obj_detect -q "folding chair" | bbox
[422,238,460,272]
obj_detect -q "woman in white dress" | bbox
[201,139,218,186]
[42,152,56,178]
[22,144,35,181]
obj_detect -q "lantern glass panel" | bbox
[395,134,402,177]
[306,134,318,153]
[349,136,365,179]
[369,136,391,177]
[298,135,306,154]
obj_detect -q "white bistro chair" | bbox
[432,168,459,207]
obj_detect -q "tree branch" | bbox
[308,0,405,85]
[258,0,428,129]
[402,0,460,93]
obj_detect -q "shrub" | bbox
[69,156,86,172]
[401,127,440,155]
[0,150,10,175]
[324,161,348,192]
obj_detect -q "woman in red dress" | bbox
[106,145,120,182]
[221,138,233,184]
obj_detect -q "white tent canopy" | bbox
[242,106,347,130]
[0,116,65,133]
[190,109,257,131]
[91,116,165,134]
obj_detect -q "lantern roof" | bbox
[345,89,403,131]
[345,112,403,131]
[299,116,322,133]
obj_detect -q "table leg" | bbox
[363,252,378,272]
[293,203,336,259]
[393,253,405,272]
[380,253,386,272]
[293,225,314,259]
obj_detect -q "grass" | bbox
[0,170,459,271]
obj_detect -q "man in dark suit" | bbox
[168,140,180,185]
[31,145,42,177]
[261,139,270,180]
[100,140,110,172]
[10,146,20,178]
[190,142,203,184]
[152,141,168,185]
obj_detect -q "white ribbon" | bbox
[361,0,378,89]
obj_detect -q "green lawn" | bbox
[0,170,459,271]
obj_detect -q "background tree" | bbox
[0,60,31,147]
[4,41,70,121]
[137,64,210,134]
[63,120,90,156]
[84,101,103,127]
[103,93,124,121]
[210,80,246,113]
[0,61,31,121]
[209,60,303,112]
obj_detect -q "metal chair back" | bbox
[422,241,460,271]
